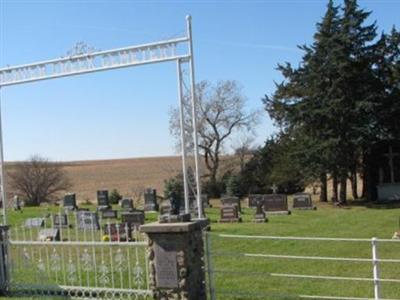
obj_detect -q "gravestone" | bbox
[120,198,134,211]
[77,211,100,230]
[144,188,158,211]
[220,196,241,212]
[121,211,145,229]
[159,192,191,223]
[103,223,131,241]
[101,209,118,219]
[13,195,22,211]
[219,205,241,223]
[263,194,291,215]
[248,194,264,208]
[63,193,77,210]
[52,214,69,228]
[97,190,111,211]
[254,200,268,223]
[159,199,171,216]
[293,192,316,210]
[25,218,45,228]
[38,228,60,241]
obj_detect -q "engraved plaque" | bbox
[154,239,178,288]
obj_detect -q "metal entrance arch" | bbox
[0,15,203,224]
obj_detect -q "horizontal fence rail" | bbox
[206,233,400,300]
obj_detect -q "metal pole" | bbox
[371,237,380,300]
[186,15,203,219]
[0,89,6,225]
[177,59,190,214]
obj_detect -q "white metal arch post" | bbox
[0,15,203,224]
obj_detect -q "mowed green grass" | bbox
[2,198,400,300]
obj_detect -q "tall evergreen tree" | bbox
[264,0,385,203]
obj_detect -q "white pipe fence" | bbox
[206,233,400,300]
[4,210,151,299]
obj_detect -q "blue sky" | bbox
[0,0,399,162]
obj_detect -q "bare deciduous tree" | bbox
[233,135,257,173]
[169,80,259,185]
[8,155,72,206]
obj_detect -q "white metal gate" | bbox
[5,211,151,299]
[0,15,203,298]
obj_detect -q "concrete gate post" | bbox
[0,226,9,295]
[140,221,206,300]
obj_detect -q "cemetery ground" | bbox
[2,197,400,300]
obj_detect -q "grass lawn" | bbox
[2,197,400,299]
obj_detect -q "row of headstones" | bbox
[64,188,158,211]
[25,209,145,242]
[219,193,316,223]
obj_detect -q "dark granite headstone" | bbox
[121,211,145,229]
[219,205,241,222]
[101,209,118,219]
[77,211,100,230]
[293,193,316,210]
[220,196,241,212]
[144,188,158,211]
[63,193,77,210]
[248,194,264,208]
[52,214,69,228]
[25,218,45,228]
[103,223,132,241]
[254,200,268,223]
[263,194,291,215]
[120,198,134,211]
[97,190,111,211]
[38,228,60,241]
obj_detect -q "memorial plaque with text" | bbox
[154,238,178,288]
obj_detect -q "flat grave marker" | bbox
[101,209,118,219]
[38,228,60,241]
[25,218,45,228]
[219,205,241,223]
[52,214,69,228]
[263,194,291,215]
[293,192,316,210]
[77,211,100,230]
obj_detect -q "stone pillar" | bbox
[0,226,9,296]
[140,221,206,300]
